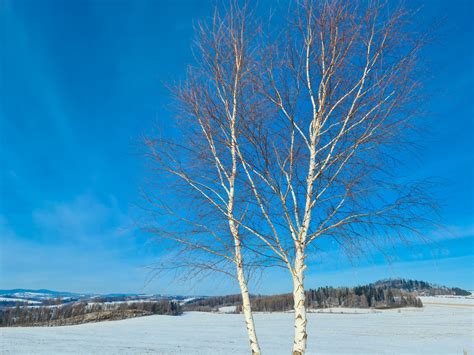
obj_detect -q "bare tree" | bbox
[229,1,432,353]
[144,1,432,354]
[144,4,262,354]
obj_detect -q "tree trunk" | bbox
[230,212,261,354]
[236,260,261,355]
[292,249,308,355]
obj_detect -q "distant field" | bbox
[420,295,474,307]
[2,296,473,354]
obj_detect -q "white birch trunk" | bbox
[229,194,261,354]
[292,248,308,355]
[227,55,261,354]
[236,249,261,355]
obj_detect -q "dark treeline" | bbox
[1,300,182,327]
[184,286,423,313]
[251,286,423,312]
[370,279,471,296]
[182,294,243,312]
[183,278,472,313]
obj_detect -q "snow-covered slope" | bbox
[2,299,472,354]
[420,295,474,305]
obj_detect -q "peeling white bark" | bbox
[230,217,261,354]
[228,98,261,354]
[292,249,308,355]
[236,252,261,355]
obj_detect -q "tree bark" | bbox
[292,248,308,355]
[235,248,261,355]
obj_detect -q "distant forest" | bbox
[1,279,469,327]
[0,300,182,327]
[369,279,471,296]
[184,278,470,313]
[184,286,422,313]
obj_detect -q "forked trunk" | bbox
[292,249,307,355]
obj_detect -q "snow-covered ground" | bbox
[218,305,237,313]
[420,295,474,305]
[0,297,41,304]
[1,297,473,354]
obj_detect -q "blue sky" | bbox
[1,0,473,295]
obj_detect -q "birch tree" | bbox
[144,1,431,354]
[144,5,263,354]
[230,1,432,353]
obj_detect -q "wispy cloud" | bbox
[32,193,129,245]
[0,193,158,293]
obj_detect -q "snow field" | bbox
[1,299,473,354]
